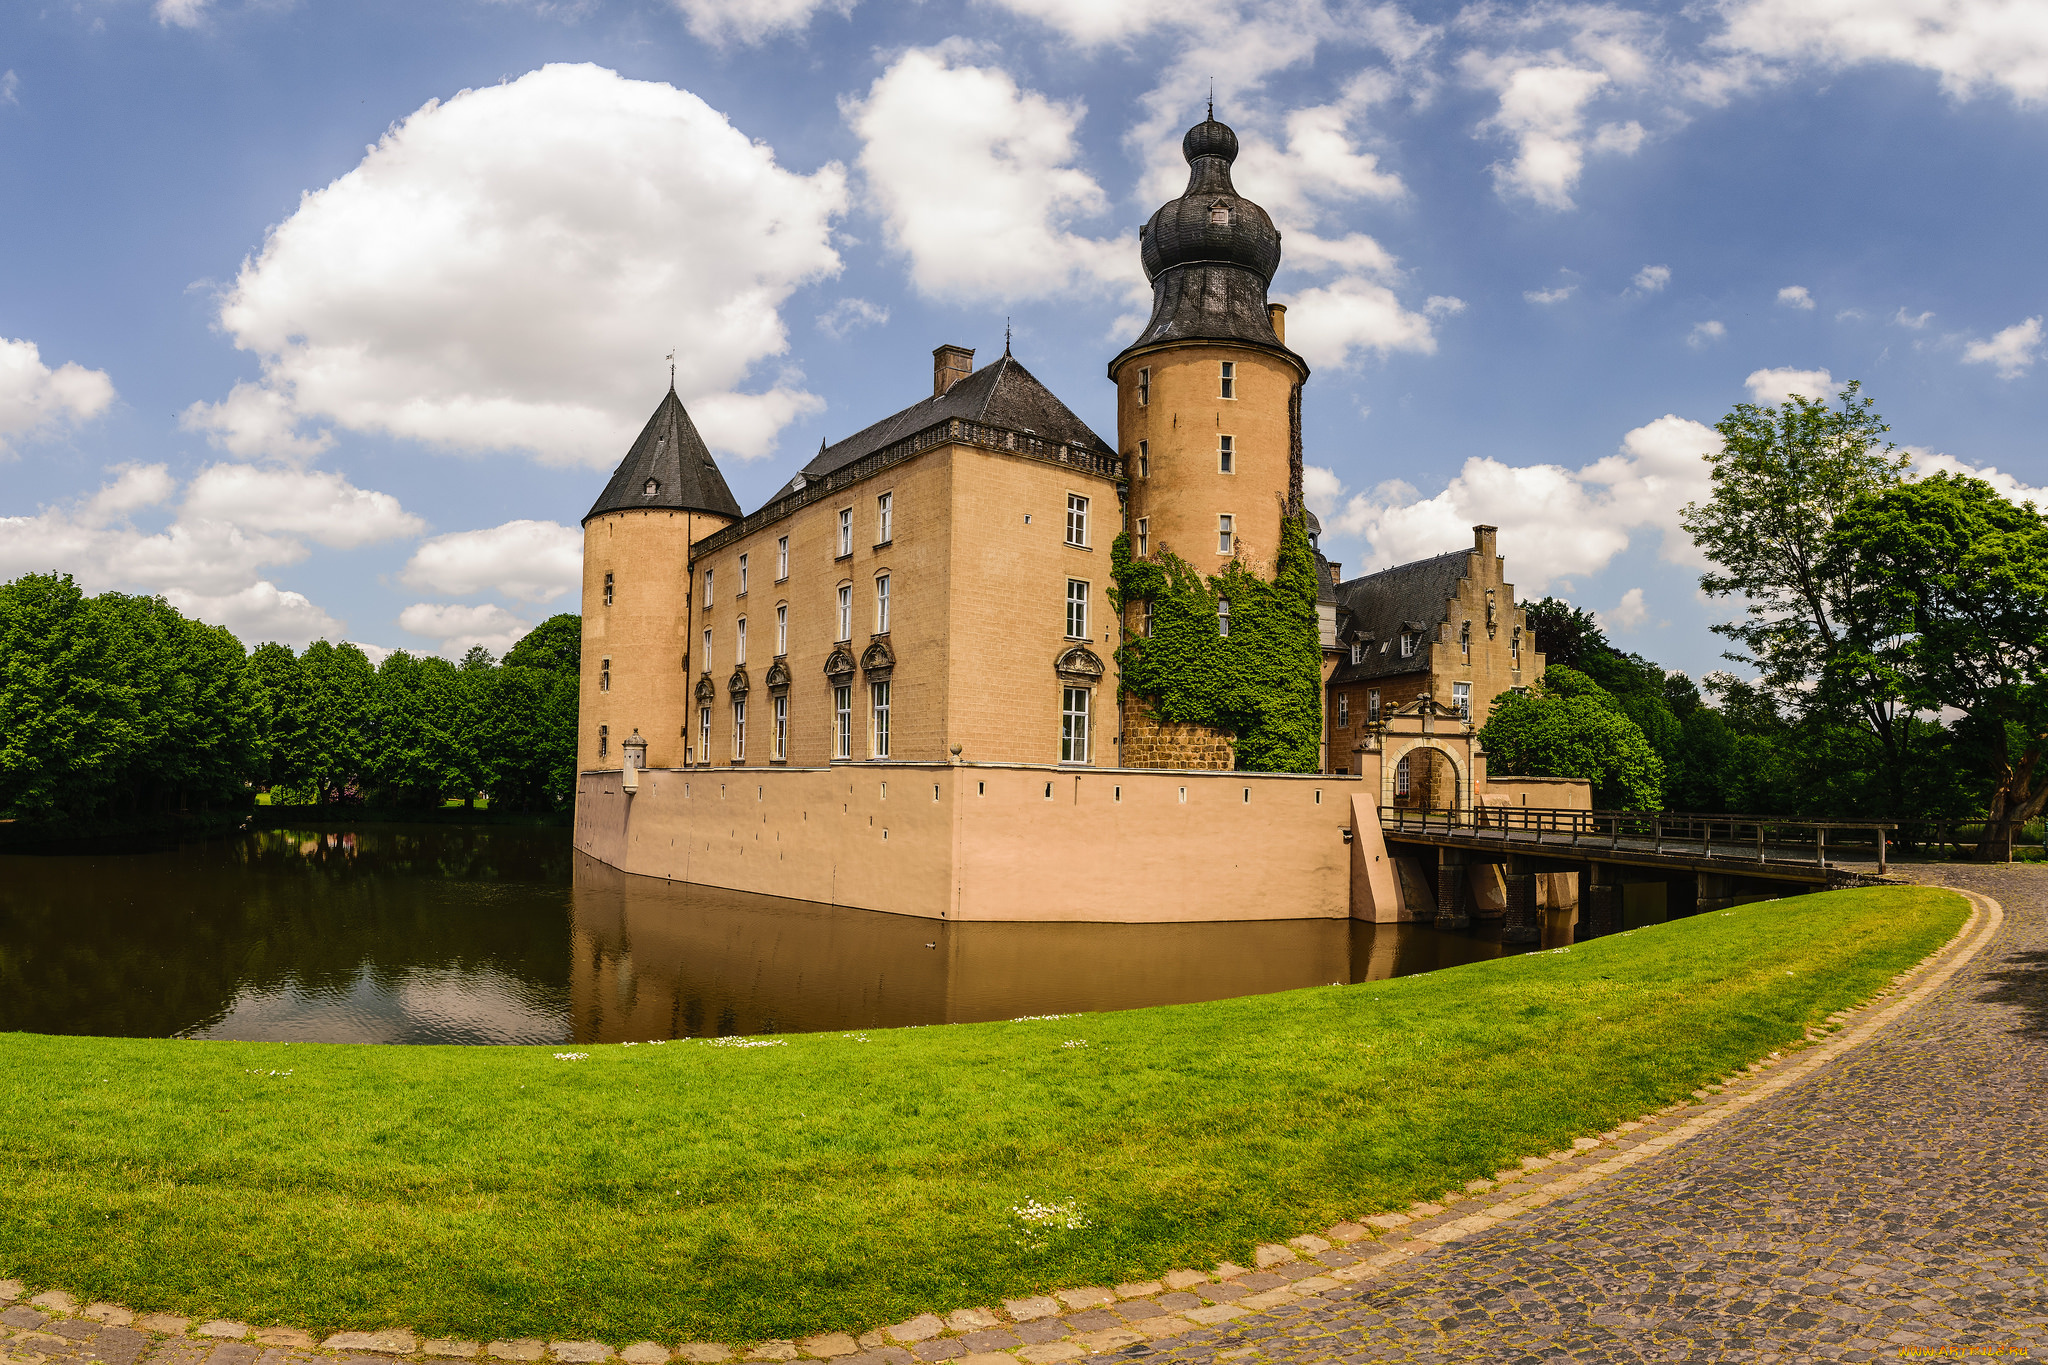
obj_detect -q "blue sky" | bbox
[3,0,2045,681]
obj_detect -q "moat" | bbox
[0,824,1582,1044]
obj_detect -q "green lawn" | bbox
[0,885,1966,1345]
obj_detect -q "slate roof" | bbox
[1326,548,1473,684]
[584,388,742,524]
[767,354,1113,503]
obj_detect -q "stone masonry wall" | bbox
[1120,699,1236,770]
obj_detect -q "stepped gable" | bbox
[767,353,1113,502]
[1111,113,1306,370]
[1329,549,1470,683]
[583,387,742,524]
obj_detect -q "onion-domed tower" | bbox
[1110,112,1309,581]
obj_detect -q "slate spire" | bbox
[583,389,743,524]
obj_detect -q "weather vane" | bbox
[1005,317,1012,356]
[667,349,676,390]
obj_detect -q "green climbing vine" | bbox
[1109,511,1323,772]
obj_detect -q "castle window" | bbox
[603,572,614,607]
[871,680,891,758]
[1061,687,1091,764]
[1142,600,1154,636]
[834,685,852,759]
[735,617,747,666]
[1400,632,1415,658]
[1066,579,1088,639]
[599,656,610,693]
[1138,440,1149,478]
[875,574,891,634]
[776,603,788,656]
[1350,641,1362,665]
[1220,361,1236,399]
[1218,599,1231,637]
[644,478,658,497]
[1219,434,1234,474]
[1218,514,1234,554]
[1338,694,1349,728]
[738,554,749,596]
[877,492,893,545]
[704,570,714,607]
[599,724,608,759]
[1137,517,1149,557]
[1511,627,1522,666]
[777,536,790,580]
[732,698,747,760]
[1369,688,1380,722]
[1210,204,1231,227]
[1395,756,1411,797]
[1460,621,1470,660]
[699,707,711,764]
[1454,682,1471,721]
[774,695,788,761]
[1137,367,1150,407]
[1066,494,1089,547]
[837,508,853,557]
[702,628,712,674]
[837,585,852,642]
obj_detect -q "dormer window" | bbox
[1400,632,1416,658]
[1209,203,1231,226]
[643,478,659,497]
[1350,641,1361,665]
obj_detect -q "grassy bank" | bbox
[0,885,1966,1344]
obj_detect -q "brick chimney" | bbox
[933,344,974,396]
[1267,303,1287,343]
[1474,525,1498,558]
[1328,561,1342,586]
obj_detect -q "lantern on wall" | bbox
[622,729,648,771]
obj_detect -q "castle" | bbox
[573,114,1565,923]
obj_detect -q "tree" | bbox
[247,642,311,794]
[1829,471,2048,857]
[504,614,581,674]
[1479,667,1667,810]
[299,640,376,802]
[1521,597,1609,671]
[1679,381,1928,813]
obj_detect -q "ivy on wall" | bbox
[1109,512,1323,772]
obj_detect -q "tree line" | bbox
[1482,381,2048,858]
[0,572,581,826]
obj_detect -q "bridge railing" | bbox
[1377,805,1897,874]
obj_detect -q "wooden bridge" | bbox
[1372,805,1897,943]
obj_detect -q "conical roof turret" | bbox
[583,387,743,524]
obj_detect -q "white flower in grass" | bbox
[1062,1039,1088,1049]
[1009,1013,1079,1022]
[554,1052,589,1061]
[705,1036,786,1048]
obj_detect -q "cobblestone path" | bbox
[2,870,2038,1365]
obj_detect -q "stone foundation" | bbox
[1120,699,1236,770]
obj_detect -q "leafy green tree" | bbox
[1829,471,2048,855]
[0,574,140,820]
[1480,667,1666,810]
[298,640,376,802]
[504,614,581,674]
[1521,597,1609,671]
[247,642,311,794]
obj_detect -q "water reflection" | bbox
[0,825,1561,1044]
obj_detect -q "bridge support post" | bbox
[1502,862,1538,944]
[1436,848,1469,930]
[1581,862,1621,939]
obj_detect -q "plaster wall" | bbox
[575,763,1357,922]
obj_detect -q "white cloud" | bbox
[1281,276,1437,369]
[1468,58,1614,209]
[1304,464,1345,518]
[162,582,345,650]
[1894,307,1934,328]
[0,335,116,454]
[0,505,308,598]
[154,0,208,26]
[1962,316,2043,379]
[1688,319,1727,347]
[182,465,425,549]
[1,70,18,106]
[667,0,851,45]
[1525,284,1576,304]
[398,602,535,658]
[1910,450,2048,503]
[1320,413,1720,591]
[81,464,177,525]
[1744,366,1836,405]
[180,381,334,461]
[1633,264,1672,293]
[1777,284,1815,309]
[848,47,1124,302]
[402,520,582,605]
[816,298,890,340]
[1424,295,1467,317]
[1600,586,1649,631]
[191,64,845,467]
[1716,0,2048,106]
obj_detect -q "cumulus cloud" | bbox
[1909,450,2048,503]
[161,582,346,650]
[1318,413,1720,591]
[1424,295,1467,317]
[1688,319,1727,347]
[80,464,177,525]
[1633,264,1671,293]
[1894,307,1935,328]
[1716,0,2048,105]
[182,465,425,548]
[816,298,890,340]
[1600,586,1650,631]
[1744,366,1836,405]
[1467,58,1615,209]
[1,70,18,106]
[0,335,116,454]
[1282,277,1438,369]
[402,520,583,605]
[1962,316,2043,379]
[848,47,1124,302]
[154,0,209,26]
[398,602,535,658]
[1525,283,1576,304]
[668,0,851,45]
[1777,284,1815,309]
[189,64,845,467]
